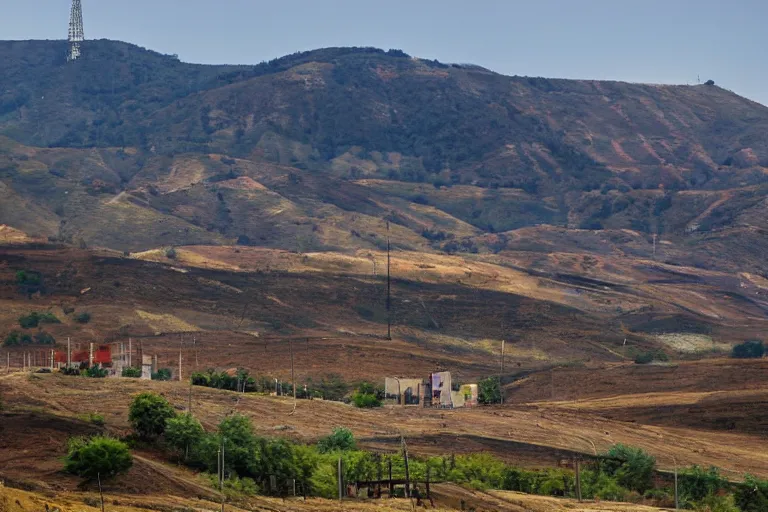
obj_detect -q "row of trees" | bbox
[64,391,768,510]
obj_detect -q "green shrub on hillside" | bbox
[735,474,768,511]
[731,340,764,359]
[478,376,502,404]
[152,368,172,381]
[4,331,33,346]
[121,367,142,378]
[15,270,41,286]
[634,350,669,364]
[85,364,108,378]
[351,382,382,408]
[64,436,132,480]
[602,444,656,493]
[316,427,356,453]
[18,311,60,329]
[33,331,56,345]
[74,312,92,324]
[679,465,729,507]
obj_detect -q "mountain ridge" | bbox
[1,40,768,277]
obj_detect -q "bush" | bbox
[15,270,41,286]
[34,332,56,345]
[165,247,177,259]
[735,474,768,512]
[679,466,729,506]
[18,311,60,329]
[351,382,382,408]
[78,412,105,425]
[312,374,348,401]
[602,444,656,493]
[634,350,669,364]
[3,331,33,346]
[190,368,255,391]
[84,364,108,378]
[165,413,205,460]
[478,376,502,404]
[352,392,381,408]
[75,312,92,324]
[129,392,176,440]
[152,368,172,381]
[64,436,132,480]
[731,340,764,359]
[693,494,740,512]
[316,427,356,453]
[121,367,142,378]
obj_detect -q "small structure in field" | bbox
[384,372,477,409]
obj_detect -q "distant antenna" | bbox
[68,0,84,62]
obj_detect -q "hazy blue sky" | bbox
[3,0,767,105]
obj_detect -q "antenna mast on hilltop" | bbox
[68,0,84,62]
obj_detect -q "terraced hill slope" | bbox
[1,41,768,277]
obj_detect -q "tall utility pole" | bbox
[289,339,297,414]
[67,0,84,62]
[178,335,183,382]
[386,220,392,340]
[500,339,506,405]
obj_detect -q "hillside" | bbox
[1,40,768,277]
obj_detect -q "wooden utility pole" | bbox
[338,457,344,502]
[401,434,411,498]
[219,437,226,512]
[386,220,392,340]
[500,339,505,405]
[290,339,296,415]
[97,473,106,512]
[673,456,679,510]
[575,460,582,501]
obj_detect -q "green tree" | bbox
[735,474,768,512]
[351,382,382,408]
[165,413,204,460]
[64,436,132,480]
[212,414,261,478]
[3,331,32,346]
[732,340,765,359]
[679,466,728,506]
[129,392,176,440]
[478,376,502,404]
[602,444,656,493]
[316,427,356,453]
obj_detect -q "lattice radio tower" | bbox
[67,0,84,62]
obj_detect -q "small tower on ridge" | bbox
[68,0,84,62]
